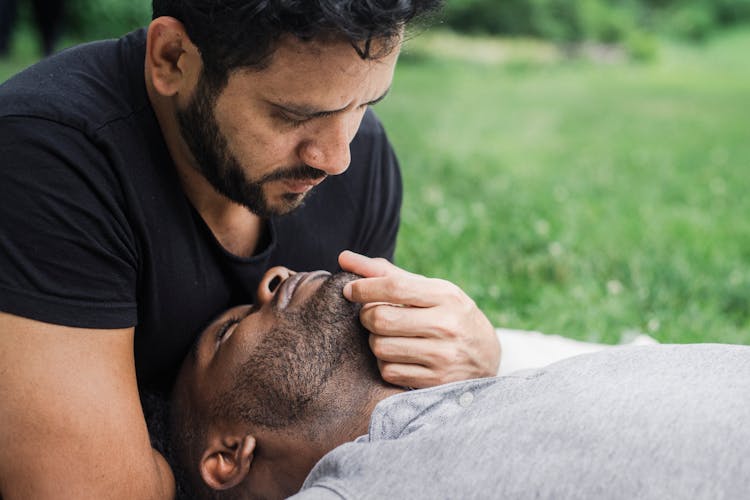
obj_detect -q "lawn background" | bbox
[2,24,748,345]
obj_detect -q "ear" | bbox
[200,434,257,491]
[145,16,202,97]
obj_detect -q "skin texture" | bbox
[174,256,500,498]
[188,267,333,404]
[0,314,174,499]
[179,267,330,498]
[339,251,501,387]
[175,266,403,499]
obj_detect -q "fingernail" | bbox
[343,282,353,300]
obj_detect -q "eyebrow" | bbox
[271,87,391,119]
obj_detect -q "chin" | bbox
[271,193,307,215]
[233,190,307,218]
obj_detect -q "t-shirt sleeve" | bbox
[352,112,402,262]
[0,116,138,328]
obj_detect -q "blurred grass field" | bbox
[2,27,748,345]
[381,29,750,345]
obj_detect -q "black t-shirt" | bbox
[0,29,401,392]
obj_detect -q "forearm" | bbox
[0,314,175,500]
[2,454,175,500]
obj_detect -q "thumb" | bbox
[338,250,394,278]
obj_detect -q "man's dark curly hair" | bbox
[152,0,443,85]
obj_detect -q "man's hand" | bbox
[339,250,501,388]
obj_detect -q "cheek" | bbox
[217,109,300,165]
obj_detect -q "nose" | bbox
[298,116,357,176]
[256,266,294,305]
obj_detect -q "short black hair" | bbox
[152,0,443,85]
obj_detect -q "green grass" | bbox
[381,29,750,344]
[3,28,748,345]
[0,27,44,79]
[0,24,80,79]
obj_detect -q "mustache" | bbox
[259,164,327,184]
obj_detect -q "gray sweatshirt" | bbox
[291,344,750,500]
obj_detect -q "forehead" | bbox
[222,34,401,103]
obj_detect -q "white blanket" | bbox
[496,328,658,375]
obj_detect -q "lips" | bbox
[276,272,305,309]
[276,271,331,309]
[282,176,327,194]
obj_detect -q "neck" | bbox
[295,383,405,461]
[270,385,404,495]
[337,384,405,443]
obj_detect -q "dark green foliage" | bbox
[54,0,750,44]
[665,3,717,41]
[65,0,151,39]
[716,0,750,23]
[443,0,534,35]
[443,0,750,43]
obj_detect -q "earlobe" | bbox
[145,16,199,97]
[200,434,256,491]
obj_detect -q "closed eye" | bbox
[215,316,241,343]
[272,88,389,128]
[215,305,260,346]
[277,112,309,128]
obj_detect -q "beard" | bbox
[175,74,326,217]
[212,272,379,429]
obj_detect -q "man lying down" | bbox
[170,268,750,499]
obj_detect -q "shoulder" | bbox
[0,29,148,134]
